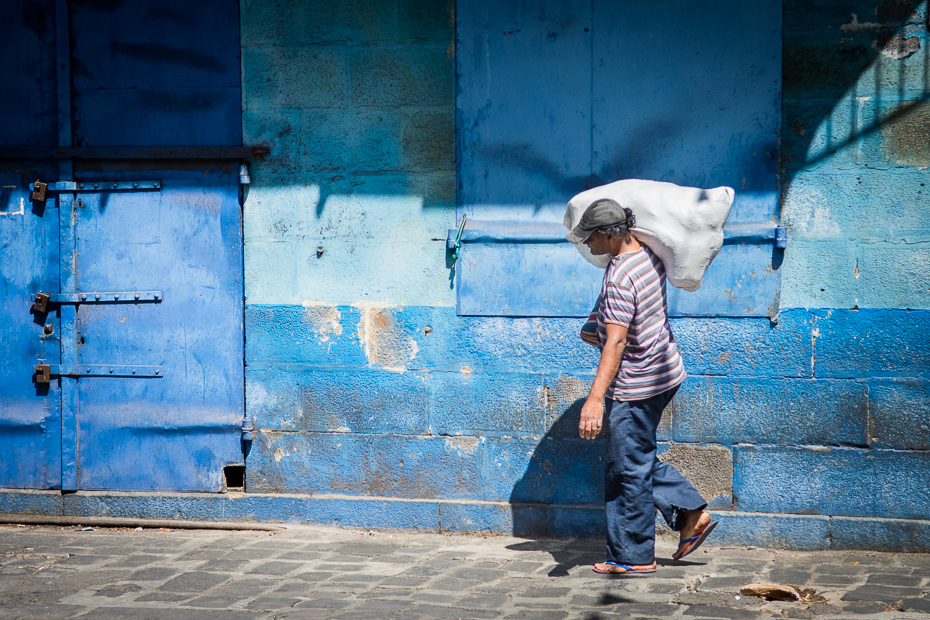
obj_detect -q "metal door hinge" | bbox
[33,363,165,383]
[241,417,255,441]
[33,290,163,313]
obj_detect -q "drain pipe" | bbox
[0,514,284,531]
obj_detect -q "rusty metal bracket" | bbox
[33,291,163,313]
[33,363,165,382]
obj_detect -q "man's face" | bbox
[583,230,611,255]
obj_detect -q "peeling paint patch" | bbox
[301,301,343,343]
[444,435,479,456]
[353,301,417,371]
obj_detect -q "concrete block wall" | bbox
[237,0,930,549]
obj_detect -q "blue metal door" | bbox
[0,0,246,492]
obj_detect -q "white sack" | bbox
[564,180,734,292]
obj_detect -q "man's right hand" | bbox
[578,398,604,440]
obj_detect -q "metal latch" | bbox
[28,179,162,202]
[33,290,163,313]
[33,363,165,383]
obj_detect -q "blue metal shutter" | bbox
[455,0,783,317]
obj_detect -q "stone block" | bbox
[431,370,545,437]
[438,501,513,534]
[708,511,831,550]
[247,431,373,495]
[0,490,62,517]
[857,98,930,170]
[670,377,868,447]
[244,304,367,367]
[63,493,224,521]
[369,434,482,500]
[242,46,348,111]
[859,242,930,309]
[479,436,540,502]
[298,369,430,434]
[298,496,440,531]
[403,109,455,172]
[780,239,860,309]
[547,504,605,538]
[812,309,930,379]
[783,168,930,240]
[657,444,733,508]
[531,437,606,505]
[242,109,301,179]
[781,97,859,172]
[869,379,930,450]
[671,311,811,378]
[830,516,930,552]
[397,0,454,42]
[733,446,930,519]
[350,46,453,108]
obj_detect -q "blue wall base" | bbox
[2,489,928,552]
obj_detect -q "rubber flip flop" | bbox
[673,520,718,560]
[592,561,656,575]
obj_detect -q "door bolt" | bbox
[114,294,119,300]
[134,294,140,300]
[95,294,100,300]
[109,368,114,373]
[155,370,160,375]
[132,369,136,374]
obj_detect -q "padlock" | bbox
[34,364,51,384]
[31,181,47,203]
[33,292,50,313]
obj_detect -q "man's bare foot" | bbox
[592,561,656,574]
[679,509,711,542]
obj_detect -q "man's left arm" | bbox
[578,322,628,440]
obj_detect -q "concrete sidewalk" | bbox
[1,521,929,620]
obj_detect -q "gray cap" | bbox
[566,198,627,243]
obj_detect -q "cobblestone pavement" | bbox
[1,522,929,619]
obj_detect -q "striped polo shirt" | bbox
[584,245,686,401]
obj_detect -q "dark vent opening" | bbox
[224,465,245,491]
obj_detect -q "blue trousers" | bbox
[605,385,706,565]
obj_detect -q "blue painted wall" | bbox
[7,0,927,549]
[235,0,930,549]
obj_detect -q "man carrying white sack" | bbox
[567,198,717,575]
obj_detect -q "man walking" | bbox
[567,199,716,575]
